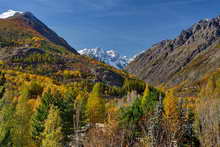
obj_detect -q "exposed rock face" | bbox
[91,67,124,87]
[126,16,220,88]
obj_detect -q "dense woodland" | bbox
[0,68,219,147]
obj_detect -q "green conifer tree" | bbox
[31,90,53,142]
[141,86,163,114]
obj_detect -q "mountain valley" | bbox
[0,9,219,147]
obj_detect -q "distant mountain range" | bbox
[78,48,129,69]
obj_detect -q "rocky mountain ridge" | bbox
[126,15,220,90]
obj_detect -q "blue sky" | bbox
[0,0,220,57]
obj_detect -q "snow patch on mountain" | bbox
[128,50,146,63]
[78,48,129,69]
[0,10,23,19]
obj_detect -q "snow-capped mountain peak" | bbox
[106,50,119,58]
[78,48,129,69]
[78,48,105,59]
[0,10,23,19]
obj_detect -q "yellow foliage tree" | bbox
[11,96,35,147]
[41,105,63,147]
[163,90,181,142]
[163,90,179,120]
[86,83,106,123]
